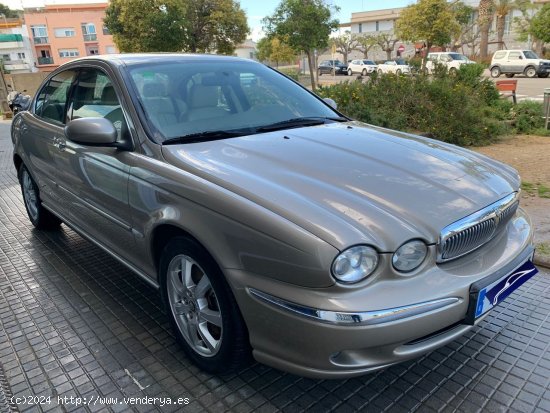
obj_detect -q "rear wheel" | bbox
[160,237,251,373]
[490,66,501,78]
[19,165,61,230]
[524,66,537,78]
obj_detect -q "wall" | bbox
[5,72,49,96]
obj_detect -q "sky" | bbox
[1,0,414,40]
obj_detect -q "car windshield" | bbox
[523,51,539,59]
[448,53,468,61]
[127,60,341,143]
[363,60,375,65]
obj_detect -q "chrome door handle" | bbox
[53,137,66,151]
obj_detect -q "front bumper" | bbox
[226,208,534,378]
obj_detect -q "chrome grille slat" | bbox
[438,193,519,262]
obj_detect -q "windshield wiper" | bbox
[256,116,348,133]
[162,130,248,145]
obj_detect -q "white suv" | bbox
[425,52,473,74]
[347,59,377,76]
[490,50,550,78]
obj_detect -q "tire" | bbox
[449,67,458,76]
[18,165,61,230]
[396,69,402,75]
[490,66,501,78]
[524,66,537,78]
[505,73,515,78]
[538,73,549,78]
[362,69,367,76]
[348,68,353,76]
[159,236,251,373]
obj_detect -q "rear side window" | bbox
[509,51,522,60]
[35,70,76,124]
[493,51,506,60]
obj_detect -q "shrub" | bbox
[317,67,504,146]
[510,101,545,133]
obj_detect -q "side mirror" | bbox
[323,97,338,110]
[65,117,118,146]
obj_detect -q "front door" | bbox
[55,66,137,262]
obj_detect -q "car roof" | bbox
[58,53,256,68]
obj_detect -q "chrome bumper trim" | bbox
[249,288,461,326]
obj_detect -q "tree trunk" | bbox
[496,15,505,50]
[534,39,543,56]
[386,48,391,60]
[478,0,494,59]
[306,50,316,91]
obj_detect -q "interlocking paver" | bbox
[1,121,550,412]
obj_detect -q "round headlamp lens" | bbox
[392,240,427,272]
[332,246,379,283]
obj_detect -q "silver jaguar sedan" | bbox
[11,54,537,378]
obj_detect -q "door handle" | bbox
[53,137,66,151]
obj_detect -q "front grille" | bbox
[441,218,497,260]
[438,193,519,262]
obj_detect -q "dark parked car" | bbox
[11,54,537,378]
[318,59,347,76]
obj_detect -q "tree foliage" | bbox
[0,4,20,18]
[395,0,460,58]
[530,3,550,44]
[256,36,296,66]
[263,0,339,90]
[375,33,400,60]
[104,0,249,54]
[329,31,357,63]
[353,34,378,59]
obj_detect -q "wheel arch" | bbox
[13,153,23,175]
[150,223,221,276]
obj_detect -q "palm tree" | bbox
[478,0,495,59]
[495,0,513,50]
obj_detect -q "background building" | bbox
[0,17,36,73]
[23,2,118,72]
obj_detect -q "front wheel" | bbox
[362,69,367,76]
[160,237,251,373]
[19,165,61,230]
[490,66,501,78]
[524,66,537,78]
[348,68,353,76]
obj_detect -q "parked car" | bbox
[490,49,550,78]
[347,59,377,76]
[377,59,411,75]
[318,59,347,76]
[12,54,537,379]
[425,52,474,74]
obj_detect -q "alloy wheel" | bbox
[22,170,39,220]
[166,254,222,357]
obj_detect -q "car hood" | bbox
[161,122,519,252]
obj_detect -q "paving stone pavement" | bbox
[0,121,549,413]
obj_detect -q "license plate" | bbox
[465,260,538,324]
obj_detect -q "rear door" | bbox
[21,69,76,209]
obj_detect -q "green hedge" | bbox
[317,64,511,146]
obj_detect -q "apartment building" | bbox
[345,0,550,59]
[24,2,118,72]
[0,18,36,73]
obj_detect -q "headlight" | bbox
[331,246,379,284]
[392,240,427,272]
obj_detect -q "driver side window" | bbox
[35,70,76,124]
[68,68,129,142]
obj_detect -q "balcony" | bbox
[83,34,97,42]
[37,56,54,65]
[33,37,49,45]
